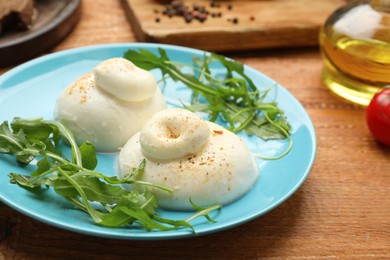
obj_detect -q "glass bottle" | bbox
[319,0,390,106]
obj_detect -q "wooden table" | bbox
[1,0,389,259]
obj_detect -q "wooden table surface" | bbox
[1,0,390,259]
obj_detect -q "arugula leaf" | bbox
[151,215,193,232]
[9,173,47,189]
[0,121,39,163]
[113,205,168,231]
[1,117,220,232]
[31,156,51,176]
[124,48,291,144]
[99,191,158,228]
[78,142,97,170]
[53,172,129,205]
[11,117,59,144]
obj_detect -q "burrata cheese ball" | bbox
[117,108,259,211]
[54,58,166,152]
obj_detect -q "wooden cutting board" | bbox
[121,0,346,52]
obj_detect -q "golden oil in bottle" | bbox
[319,0,390,106]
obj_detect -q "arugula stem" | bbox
[58,168,102,223]
[223,103,256,132]
[166,60,249,97]
[0,133,26,150]
[185,204,221,223]
[44,120,83,167]
[164,64,221,96]
[79,167,174,192]
[31,167,58,180]
[25,144,173,193]
[233,111,257,133]
[45,150,70,164]
[67,196,88,212]
[131,180,173,193]
[139,196,155,210]
[19,148,41,157]
[166,60,222,84]
[224,103,268,129]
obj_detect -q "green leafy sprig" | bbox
[124,48,292,144]
[0,118,220,231]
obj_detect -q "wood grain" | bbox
[1,0,390,259]
[122,0,346,52]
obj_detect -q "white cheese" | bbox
[93,58,157,102]
[118,108,259,211]
[54,58,166,152]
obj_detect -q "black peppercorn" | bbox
[155,0,231,24]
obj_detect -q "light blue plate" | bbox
[0,43,316,240]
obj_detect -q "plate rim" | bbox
[0,43,317,240]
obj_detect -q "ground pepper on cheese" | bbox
[54,58,166,152]
[118,108,259,211]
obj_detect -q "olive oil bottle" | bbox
[319,0,390,106]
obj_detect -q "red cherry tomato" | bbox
[366,87,390,147]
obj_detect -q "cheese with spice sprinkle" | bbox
[54,58,166,152]
[117,108,258,211]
